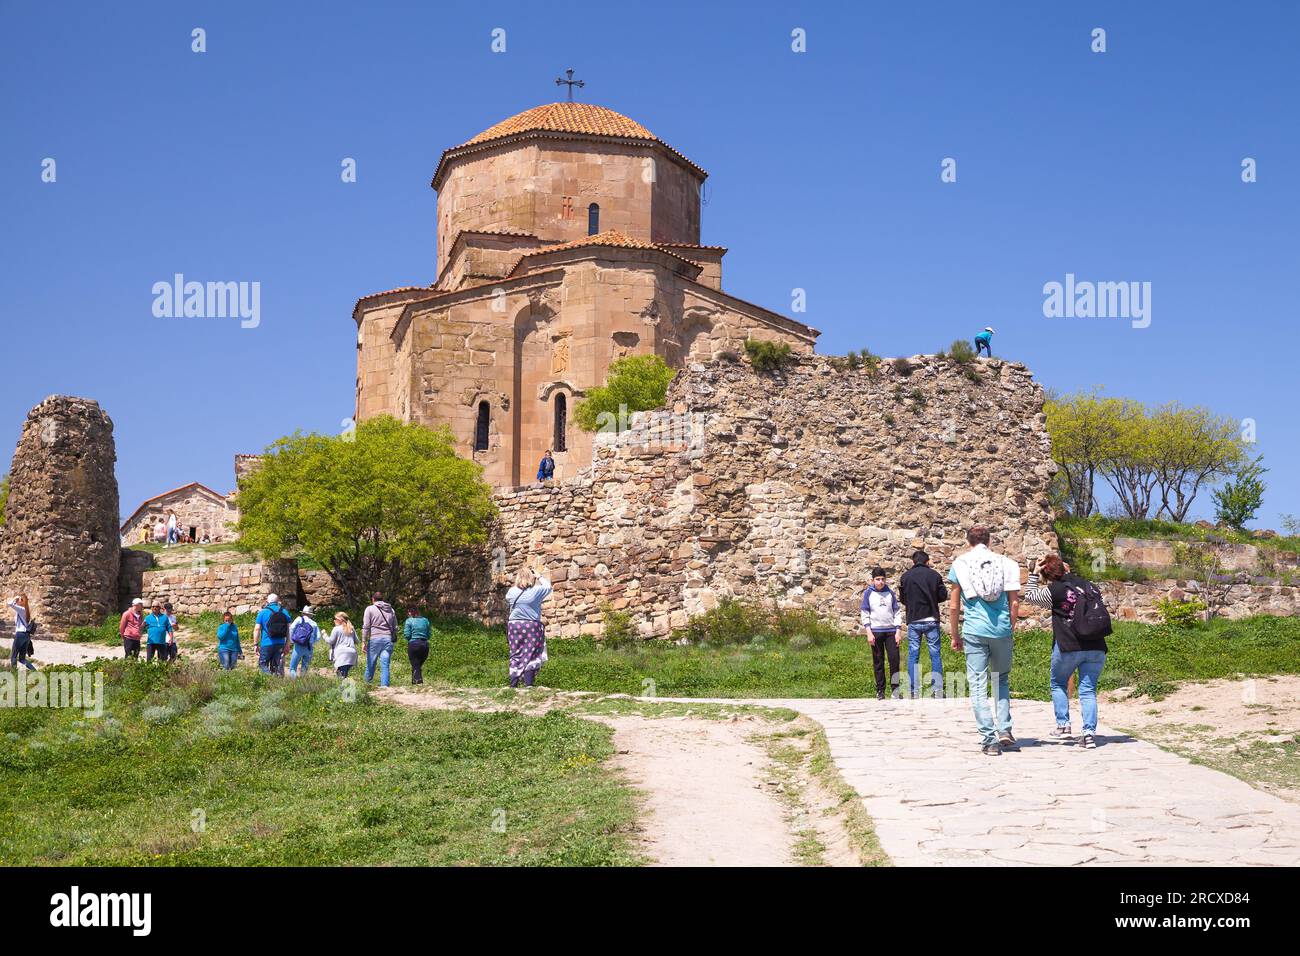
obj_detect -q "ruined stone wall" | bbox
[139,559,301,617]
[1019,579,1300,626]
[425,354,1060,637]
[0,396,120,638]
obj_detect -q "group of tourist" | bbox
[139,510,211,546]
[859,526,1111,754]
[13,518,1107,755]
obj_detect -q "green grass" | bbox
[0,659,639,866]
[1056,514,1300,555]
[275,609,1300,703]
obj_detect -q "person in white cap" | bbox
[254,592,291,675]
[119,598,145,659]
[974,326,995,358]
[287,604,321,677]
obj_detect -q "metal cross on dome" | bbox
[555,69,584,101]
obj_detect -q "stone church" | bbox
[353,100,819,487]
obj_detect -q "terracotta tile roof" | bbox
[433,102,706,187]
[656,242,728,252]
[119,482,232,533]
[462,102,657,147]
[507,230,699,276]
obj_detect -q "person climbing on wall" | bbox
[974,327,995,358]
[861,568,904,700]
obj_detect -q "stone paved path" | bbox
[663,696,1300,866]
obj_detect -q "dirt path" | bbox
[378,688,868,867]
[1102,675,1300,804]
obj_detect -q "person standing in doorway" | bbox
[948,527,1022,756]
[899,551,948,698]
[119,597,145,659]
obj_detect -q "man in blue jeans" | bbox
[948,527,1022,756]
[898,550,948,698]
[254,593,291,675]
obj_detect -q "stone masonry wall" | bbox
[0,396,120,639]
[1019,578,1300,626]
[427,354,1060,636]
[139,559,301,617]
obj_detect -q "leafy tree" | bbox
[574,354,676,432]
[1212,455,1267,530]
[234,416,496,606]
[1043,389,1123,517]
[1097,399,1160,520]
[1149,403,1247,522]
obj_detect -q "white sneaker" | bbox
[1050,724,1074,742]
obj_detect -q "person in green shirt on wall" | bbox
[402,608,432,685]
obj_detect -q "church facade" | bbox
[353,101,818,488]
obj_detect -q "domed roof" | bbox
[432,102,705,188]
[461,102,657,147]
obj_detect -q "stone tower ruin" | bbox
[0,396,121,639]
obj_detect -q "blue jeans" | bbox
[218,649,238,670]
[907,621,944,698]
[365,637,393,686]
[259,644,284,675]
[975,338,991,357]
[1051,645,1107,733]
[963,634,1013,744]
[288,644,313,677]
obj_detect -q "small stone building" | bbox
[354,101,819,488]
[120,482,237,544]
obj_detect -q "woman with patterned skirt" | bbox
[504,565,553,688]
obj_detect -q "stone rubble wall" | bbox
[138,559,301,617]
[0,396,120,638]
[429,354,1062,637]
[1019,578,1300,626]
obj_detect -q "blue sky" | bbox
[2,1,1296,526]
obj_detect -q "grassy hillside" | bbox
[0,660,638,866]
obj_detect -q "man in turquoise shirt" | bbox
[947,527,1021,756]
[143,601,174,664]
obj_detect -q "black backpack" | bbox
[1063,578,1112,640]
[264,608,290,640]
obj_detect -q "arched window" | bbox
[553,393,568,452]
[474,401,490,451]
[587,203,600,236]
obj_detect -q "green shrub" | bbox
[946,339,976,363]
[678,598,771,646]
[66,614,120,644]
[600,603,637,648]
[743,339,794,373]
[1157,597,1208,628]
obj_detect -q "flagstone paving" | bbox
[663,696,1300,866]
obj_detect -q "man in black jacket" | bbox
[899,550,949,698]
